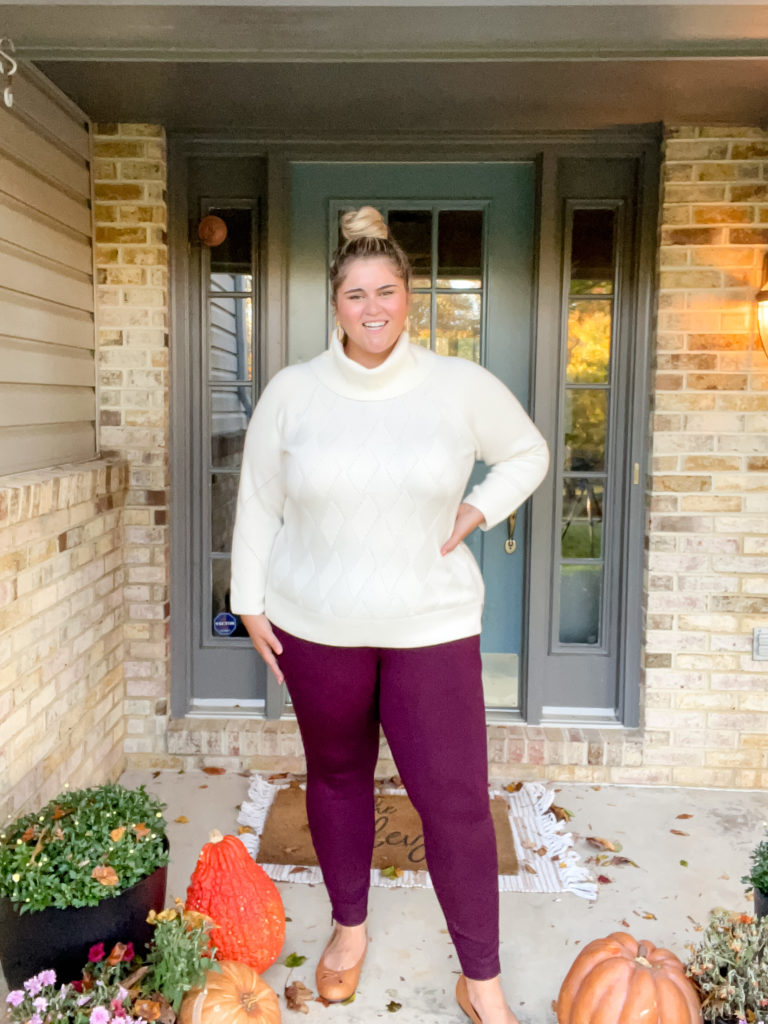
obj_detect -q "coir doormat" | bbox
[253,785,518,876]
[237,775,597,899]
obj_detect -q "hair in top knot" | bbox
[330,206,412,298]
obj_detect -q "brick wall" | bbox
[643,126,768,787]
[92,125,171,759]
[0,460,129,821]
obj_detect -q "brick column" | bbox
[93,125,171,761]
[645,127,768,787]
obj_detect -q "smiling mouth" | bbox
[363,321,387,329]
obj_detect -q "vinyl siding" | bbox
[0,63,95,475]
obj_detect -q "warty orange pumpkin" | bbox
[178,960,281,1024]
[185,830,285,973]
[556,931,703,1024]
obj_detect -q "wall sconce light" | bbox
[758,252,768,358]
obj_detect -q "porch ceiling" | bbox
[27,58,768,133]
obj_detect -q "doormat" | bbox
[237,775,597,899]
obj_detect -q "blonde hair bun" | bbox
[340,206,388,242]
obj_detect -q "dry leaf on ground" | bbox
[676,813,693,819]
[586,836,621,852]
[670,829,689,836]
[285,981,314,1014]
[202,766,227,775]
[550,805,574,822]
[174,815,189,824]
[91,866,119,886]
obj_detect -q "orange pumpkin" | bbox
[185,830,285,972]
[178,960,280,1024]
[556,932,703,1024]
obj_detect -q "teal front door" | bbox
[289,162,536,712]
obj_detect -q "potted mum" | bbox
[0,781,169,987]
[685,909,768,1024]
[742,828,768,920]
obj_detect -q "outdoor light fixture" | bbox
[758,252,768,358]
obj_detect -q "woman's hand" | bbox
[240,613,285,684]
[441,502,486,556]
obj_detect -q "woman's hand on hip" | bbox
[240,613,285,684]
[441,502,486,556]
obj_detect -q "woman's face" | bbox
[334,256,410,369]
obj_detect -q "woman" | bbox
[231,207,549,1024]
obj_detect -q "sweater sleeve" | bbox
[461,366,550,532]
[229,376,287,615]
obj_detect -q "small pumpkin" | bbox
[185,830,285,972]
[178,960,280,1024]
[556,931,703,1024]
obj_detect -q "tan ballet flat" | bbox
[456,975,482,1024]
[315,931,368,1002]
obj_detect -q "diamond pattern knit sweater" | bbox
[230,331,549,648]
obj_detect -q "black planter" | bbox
[0,861,167,989]
[754,886,768,920]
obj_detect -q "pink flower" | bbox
[37,971,56,987]
[33,997,48,1012]
[24,977,43,996]
[29,1014,43,1024]
[122,943,134,962]
[88,943,105,963]
[89,1007,110,1024]
[5,991,25,1007]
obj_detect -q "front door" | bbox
[288,162,536,712]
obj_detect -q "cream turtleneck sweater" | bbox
[230,332,549,647]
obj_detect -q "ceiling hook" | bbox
[0,37,17,110]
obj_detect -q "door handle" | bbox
[505,512,518,554]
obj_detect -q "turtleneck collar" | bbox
[312,328,435,401]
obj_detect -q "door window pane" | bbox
[566,299,612,384]
[437,209,483,288]
[208,208,253,281]
[561,479,604,558]
[409,292,432,349]
[210,558,248,638]
[211,474,240,553]
[388,210,432,281]
[436,293,481,363]
[570,209,615,295]
[210,297,253,381]
[211,387,250,468]
[559,565,602,645]
[564,389,607,472]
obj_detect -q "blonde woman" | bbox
[231,207,549,1023]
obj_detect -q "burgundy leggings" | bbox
[273,627,500,981]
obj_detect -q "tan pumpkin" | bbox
[186,830,285,972]
[556,931,703,1024]
[178,961,280,1024]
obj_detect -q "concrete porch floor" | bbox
[113,769,768,1024]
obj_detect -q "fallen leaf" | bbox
[91,866,119,886]
[587,837,620,852]
[289,866,306,875]
[535,846,548,857]
[174,815,189,824]
[676,813,693,819]
[199,785,208,789]
[133,823,151,838]
[284,953,307,968]
[680,859,688,867]
[20,826,38,842]
[316,995,332,1007]
[285,981,313,1014]
[720,873,730,880]
[52,806,70,820]
[633,910,657,920]
[621,919,630,928]
[523,863,538,875]
[504,781,524,793]
[152,771,162,779]
[592,785,602,791]
[387,1001,402,1012]
[268,772,289,782]
[238,825,254,835]
[597,875,612,884]
[382,865,403,879]
[341,994,356,1005]
[134,1000,162,1022]
[670,829,689,836]
[202,766,226,775]
[550,805,575,822]
[609,856,638,868]
[110,827,126,842]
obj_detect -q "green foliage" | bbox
[742,831,768,895]
[143,910,219,1012]
[284,952,307,967]
[0,782,168,914]
[685,909,768,1022]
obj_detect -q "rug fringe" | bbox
[237,775,597,900]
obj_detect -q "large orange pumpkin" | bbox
[556,932,703,1024]
[185,830,285,972]
[178,960,281,1024]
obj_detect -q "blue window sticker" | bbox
[213,611,237,636]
